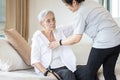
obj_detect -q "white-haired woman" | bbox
[31,9,82,80]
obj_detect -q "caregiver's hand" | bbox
[49,41,60,49]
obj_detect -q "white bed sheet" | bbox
[0,69,56,80]
[0,65,120,80]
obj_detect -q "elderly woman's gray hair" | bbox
[37,9,53,22]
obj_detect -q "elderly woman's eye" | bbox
[53,18,55,21]
[47,20,50,23]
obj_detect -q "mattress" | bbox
[0,69,57,80]
[0,65,120,80]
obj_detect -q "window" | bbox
[95,0,120,18]
[111,0,120,17]
[0,0,5,38]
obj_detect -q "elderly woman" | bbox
[31,9,81,80]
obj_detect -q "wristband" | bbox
[44,70,50,76]
[59,39,62,46]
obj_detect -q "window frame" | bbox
[0,0,6,36]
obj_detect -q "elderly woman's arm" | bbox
[31,35,60,78]
[34,62,60,78]
[31,37,48,75]
[33,62,47,74]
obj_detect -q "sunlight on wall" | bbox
[0,0,5,22]
[111,0,120,17]
[0,0,5,35]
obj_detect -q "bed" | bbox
[0,18,120,80]
[0,40,120,80]
[0,69,56,80]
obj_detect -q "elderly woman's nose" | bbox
[50,21,55,25]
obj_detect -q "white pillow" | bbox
[0,39,32,71]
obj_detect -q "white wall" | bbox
[0,0,5,22]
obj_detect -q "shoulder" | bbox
[83,0,100,6]
[33,30,41,36]
[79,0,102,12]
[32,30,41,40]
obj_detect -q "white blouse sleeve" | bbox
[31,35,41,66]
[59,24,74,37]
[73,13,85,34]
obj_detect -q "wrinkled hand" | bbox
[47,72,61,79]
[47,72,56,78]
[49,41,60,49]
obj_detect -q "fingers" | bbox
[54,72,61,79]
[48,41,60,49]
[48,42,55,49]
[47,72,57,79]
[47,72,61,80]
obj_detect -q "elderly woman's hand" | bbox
[49,41,60,49]
[47,72,61,79]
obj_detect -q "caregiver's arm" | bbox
[49,14,84,49]
[62,34,82,45]
[49,34,83,49]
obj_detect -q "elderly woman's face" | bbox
[42,12,56,31]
